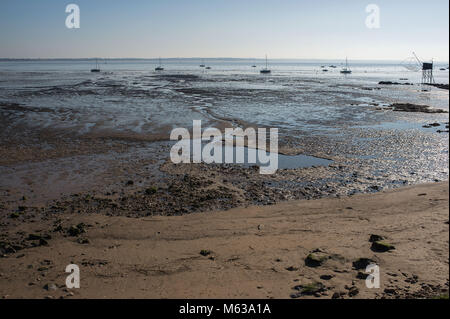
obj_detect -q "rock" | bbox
[27,234,42,240]
[305,252,329,267]
[76,238,90,244]
[200,250,212,256]
[38,238,49,246]
[384,288,397,295]
[145,187,158,195]
[369,234,385,242]
[9,212,20,219]
[371,241,395,252]
[292,282,326,297]
[352,258,376,270]
[285,266,299,272]
[67,223,87,237]
[332,291,346,299]
[43,283,58,291]
[348,286,359,297]
[356,272,369,280]
[320,274,334,280]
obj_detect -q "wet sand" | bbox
[0,181,448,299]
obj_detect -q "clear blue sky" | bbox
[0,0,448,61]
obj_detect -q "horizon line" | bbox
[1,57,449,63]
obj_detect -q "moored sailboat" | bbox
[155,57,164,71]
[340,57,352,74]
[260,55,271,74]
[90,58,101,72]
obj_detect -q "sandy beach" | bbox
[0,181,448,299]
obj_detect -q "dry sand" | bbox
[0,181,448,299]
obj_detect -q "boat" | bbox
[260,55,271,74]
[322,69,329,72]
[329,65,337,68]
[90,58,101,72]
[205,66,211,70]
[155,57,164,71]
[340,57,352,74]
[199,59,205,67]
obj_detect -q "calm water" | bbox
[0,59,448,135]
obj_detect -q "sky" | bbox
[0,0,448,61]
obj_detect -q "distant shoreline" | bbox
[1,58,449,64]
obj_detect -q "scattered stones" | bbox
[405,275,419,284]
[290,282,326,298]
[27,233,51,241]
[371,241,395,252]
[332,291,346,299]
[378,81,413,86]
[389,103,448,114]
[384,288,397,295]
